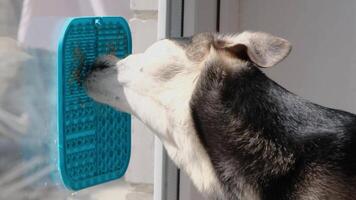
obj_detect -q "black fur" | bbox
[92,55,118,71]
[190,62,356,200]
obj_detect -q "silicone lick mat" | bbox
[57,17,131,190]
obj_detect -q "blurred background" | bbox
[0,0,157,199]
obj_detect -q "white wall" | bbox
[240,0,356,112]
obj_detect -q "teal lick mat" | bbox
[57,17,131,190]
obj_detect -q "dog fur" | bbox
[85,31,356,200]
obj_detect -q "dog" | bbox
[85,31,356,200]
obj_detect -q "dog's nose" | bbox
[91,54,119,71]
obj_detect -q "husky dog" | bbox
[85,31,356,200]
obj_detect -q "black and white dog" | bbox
[85,31,356,200]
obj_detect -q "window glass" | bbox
[0,1,157,199]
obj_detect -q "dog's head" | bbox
[85,31,291,141]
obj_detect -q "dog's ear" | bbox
[215,31,292,68]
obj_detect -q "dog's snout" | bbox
[84,54,120,94]
[91,54,119,71]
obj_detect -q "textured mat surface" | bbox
[57,17,131,190]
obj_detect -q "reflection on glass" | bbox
[0,0,155,199]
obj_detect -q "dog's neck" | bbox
[162,109,225,199]
[189,65,300,199]
[189,63,356,199]
[159,74,225,199]
[124,72,225,198]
